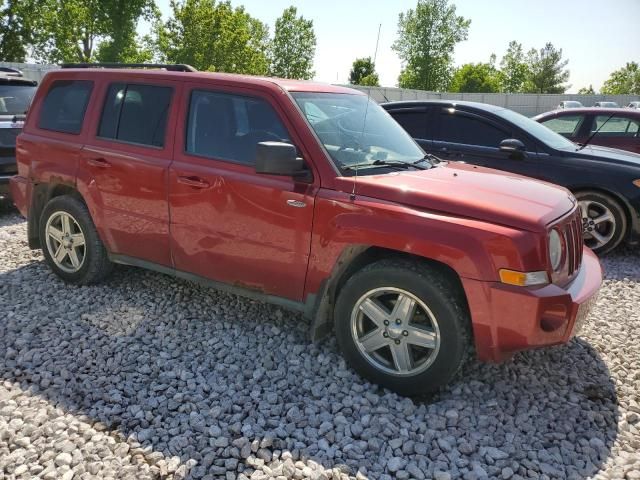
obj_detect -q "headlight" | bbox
[548,229,563,271]
[633,179,640,188]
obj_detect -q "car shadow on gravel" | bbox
[0,259,620,479]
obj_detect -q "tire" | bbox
[334,258,471,397]
[575,190,627,255]
[39,195,112,285]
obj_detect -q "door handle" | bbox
[87,157,111,168]
[177,175,211,189]
[286,199,306,208]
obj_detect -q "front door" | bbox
[168,84,317,301]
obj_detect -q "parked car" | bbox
[383,100,640,254]
[533,107,640,154]
[0,67,37,200]
[594,101,619,108]
[627,101,640,109]
[557,100,583,109]
[11,65,602,396]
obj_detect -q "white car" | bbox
[557,100,583,109]
[627,101,640,109]
[594,101,620,108]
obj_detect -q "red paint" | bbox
[11,68,603,361]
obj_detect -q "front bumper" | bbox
[462,247,603,362]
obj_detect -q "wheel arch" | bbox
[307,245,469,342]
[27,182,85,249]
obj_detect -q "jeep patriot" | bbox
[10,64,603,395]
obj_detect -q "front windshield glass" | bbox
[0,85,37,116]
[496,108,577,150]
[292,92,425,170]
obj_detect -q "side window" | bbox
[186,90,292,165]
[541,115,584,137]
[434,112,509,147]
[38,80,93,134]
[592,115,640,137]
[98,83,172,147]
[389,110,427,139]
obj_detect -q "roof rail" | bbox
[60,63,198,72]
[0,66,24,77]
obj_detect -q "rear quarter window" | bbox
[38,80,93,134]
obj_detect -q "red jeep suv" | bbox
[10,65,603,396]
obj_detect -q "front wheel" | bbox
[334,258,471,396]
[575,191,627,255]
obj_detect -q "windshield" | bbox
[0,84,37,116]
[292,92,425,171]
[496,108,577,150]
[564,101,582,108]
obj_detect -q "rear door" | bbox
[79,78,181,267]
[168,83,317,301]
[430,107,540,178]
[586,114,640,153]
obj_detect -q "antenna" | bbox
[351,23,382,202]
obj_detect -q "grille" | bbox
[560,209,583,278]
[0,128,20,147]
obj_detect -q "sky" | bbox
[147,0,640,93]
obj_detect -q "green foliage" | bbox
[523,42,570,94]
[601,62,640,95]
[392,0,470,91]
[269,6,316,80]
[499,41,528,93]
[29,0,155,63]
[577,85,596,95]
[449,57,502,93]
[0,0,39,62]
[156,0,269,74]
[349,57,380,86]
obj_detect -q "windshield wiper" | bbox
[413,153,442,166]
[577,113,615,151]
[344,159,427,171]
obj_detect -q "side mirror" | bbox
[499,138,527,159]
[255,141,309,179]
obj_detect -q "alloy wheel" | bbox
[579,200,616,250]
[45,211,86,274]
[350,287,441,377]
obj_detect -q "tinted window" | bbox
[592,115,640,136]
[390,110,427,138]
[38,80,93,134]
[541,115,585,136]
[98,83,172,147]
[434,112,509,147]
[0,84,37,115]
[186,90,291,165]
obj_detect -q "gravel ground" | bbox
[1,208,639,480]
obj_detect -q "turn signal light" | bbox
[499,269,549,287]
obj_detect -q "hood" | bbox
[569,144,640,167]
[336,163,576,232]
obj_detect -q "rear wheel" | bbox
[334,258,471,396]
[575,191,627,254]
[39,195,112,284]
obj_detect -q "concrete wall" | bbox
[3,62,638,117]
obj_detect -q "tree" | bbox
[0,0,39,62]
[269,6,316,80]
[30,0,155,63]
[156,0,269,74]
[499,41,528,93]
[523,42,570,94]
[601,62,640,95]
[449,58,502,93]
[392,0,470,91]
[349,57,379,86]
[577,85,596,95]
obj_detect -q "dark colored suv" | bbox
[383,100,640,254]
[0,67,37,200]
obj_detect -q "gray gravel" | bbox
[1,209,639,480]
